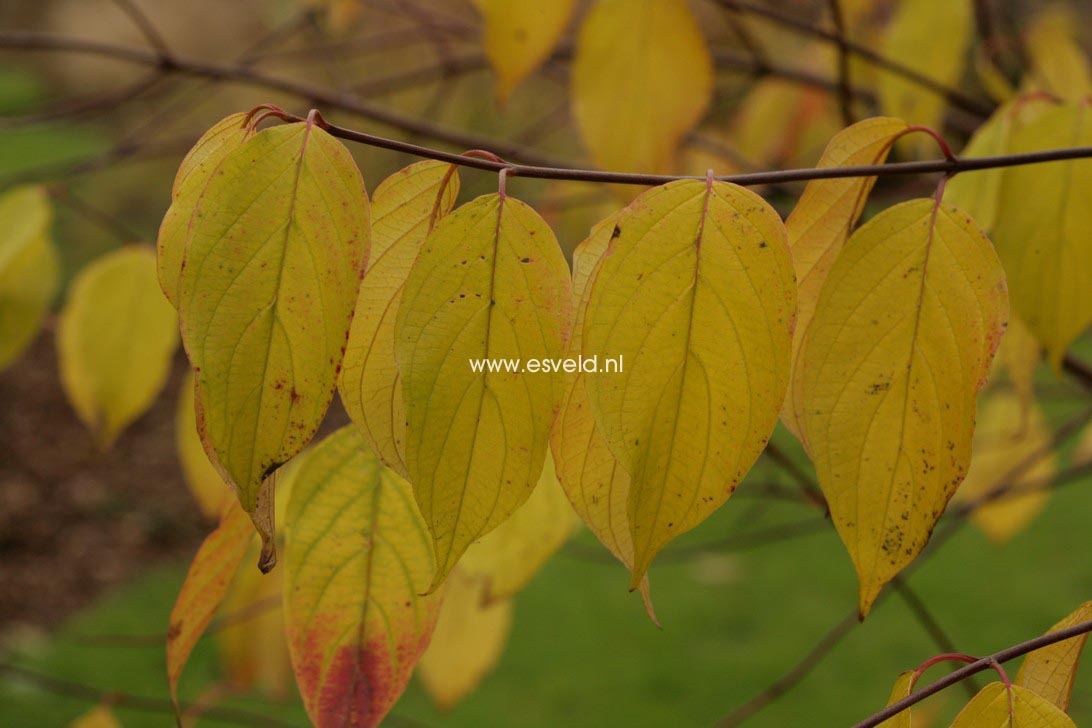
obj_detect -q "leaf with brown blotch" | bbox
[796,199,1007,617]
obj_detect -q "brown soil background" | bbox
[0,332,207,628]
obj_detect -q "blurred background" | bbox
[1,0,1091,726]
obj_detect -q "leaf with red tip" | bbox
[284,426,440,728]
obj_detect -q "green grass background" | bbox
[3,412,1091,727]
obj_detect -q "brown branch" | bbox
[48,186,147,242]
[709,0,994,118]
[714,610,861,727]
[711,50,877,107]
[0,31,573,168]
[852,617,1092,727]
[109,0,172,60]
[715,1,770,70]
[307,111,1092,187]
[826,0,855,125]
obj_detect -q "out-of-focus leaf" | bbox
[796,199,1007,617]
[460,454,577,603]
[877,0,972,148]
[730,76,842,170]
[1025,6,1092,102]
[474,0,576,103]
[339,160,459,478]
[68,705,122,728]
[57,246,178,447]
[954,390,1055,543]
[1016,601,1092,711]
[177,121,369,568]
[975,47,1016,104]
[166,499,253,708]
[877,670,917,728]
[418,570,512,712]
[283,426,439,728]
[572,0,712,173]
[0,184,56,371]
[949,682,1075,727]
[395,193,570,591]
[551,212,656,618]
[993,102,1092,365]
[946,97,1051,233]
[582,179,794,587]
[216,546,292,698]
[994,316,1040,422]
[157,111,251,307]
[177,369,230,520]
[782,116,909,442]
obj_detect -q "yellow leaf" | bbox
[339,161,459,478]
[177,369,231,520]
[582,179,795,587]
[877,0,972,147]
[283,426,440,728]
[949,682,1075,727]
[730,75,843,170]
[550,213,656,617]
[474,0,576,103]
[946,98,1051,233]
[68,705,122,728]
[877,669,918,728]
[396,192,571,590]
[0,184,57,371]
[57,246,178,447]
[216,546,292,698]
[460,453,577,603]
[782,116,910,442]
[1025,6,1092,102]
[1016,601,1092,711]
[177,120,369,565]
[166,499,254,708]
[157,111,252,307]
[418,570,512,712]
[993,102,1092,366]
[572,0,713,173]
[954,390,1055,543]
[796,199,1007,617]
[994,315,1040,422]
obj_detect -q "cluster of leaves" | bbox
[4,1,1092,726]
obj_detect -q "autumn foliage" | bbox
[6,1,1092,726]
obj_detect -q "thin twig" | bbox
[109,0,172,60]
[709,0,993,118]
[0,661,300,728]
[714,610,861,727]
[852,618,1092,727]
[826,0,855,126]
[307,112,1092,187]
[716,1,769,70]
[0,31,573,168]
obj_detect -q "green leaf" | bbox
[395,192,571,591]
[176,120,369,567]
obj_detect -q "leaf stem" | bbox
[852,618,1092,727]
